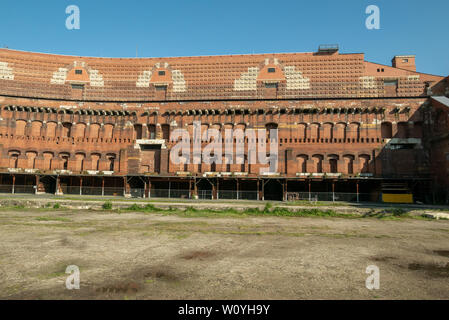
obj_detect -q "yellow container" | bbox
[382,193,413,204]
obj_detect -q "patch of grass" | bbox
[53,203,61,209]
[385,208,407,216]
[35,216,71,222]
[102,201,113,210]
[121,202,356,219]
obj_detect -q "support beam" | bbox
[257,179,260,201]
[236,179,239,200]
[35,175,40,195]
[12,175,15,194]
[308,180,311,201]
[216,179,220,200]
[55,176,62,195]
[332,181,335,202]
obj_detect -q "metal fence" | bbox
[61,186,125,197]
[150,189,190,199]
[0,185,375,203]
[197,190,213,200]
[0,185,36,194]
[218,190,259,200]
[286,192,372,203]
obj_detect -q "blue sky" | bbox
[0,0,448,76]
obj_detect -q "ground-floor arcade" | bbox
[0,173,434,204]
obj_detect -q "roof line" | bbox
[364,60,444,78]
[0,48,364,60]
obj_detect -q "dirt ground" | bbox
[0,207,448,300]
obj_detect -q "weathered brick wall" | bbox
[0,95,431,179]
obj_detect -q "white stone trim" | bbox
[0,61,14,80]
[234,67,259,91]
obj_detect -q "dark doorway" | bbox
[264,179,283,201]
[40,176,56,194]
[197,179,213,200]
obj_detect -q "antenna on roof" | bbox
[136,45,138,58]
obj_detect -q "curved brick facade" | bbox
[0,48,448,202]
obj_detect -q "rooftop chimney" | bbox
[392,55,416,72]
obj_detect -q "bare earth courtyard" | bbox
[0,199,448,300]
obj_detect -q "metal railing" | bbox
[61,186,125,197]
[0,185,35,194]
[286,192,372,202]
[218,190,259,200]
[150,189,190,199]
[0,185,375,203]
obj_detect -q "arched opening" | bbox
[381,122,393,139]
[107,154,116,172]
[60,153,70,170]
[74,123,87,138]
[89,123,100,139]
[265,123,278,141]
[31,121,42,137]
[329,158,338,173]
[161,124,170,140]
[43,152,54,170]
[312,155,323,173]
[134,124,143,140]
[104,124,114,139]
[15,120,27,136]
[297,155,308,173]
[9,151,20,168]
[26,151,38,169]
[46,122,57,138]
[75,153,85,172]
[62,123,72,138]
[359,154,371,173]
[148,124,156,139]
[343,155,355,174]
[323,123,333,140]
[91,153,101,171]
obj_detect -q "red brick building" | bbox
[0,46,448,202]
